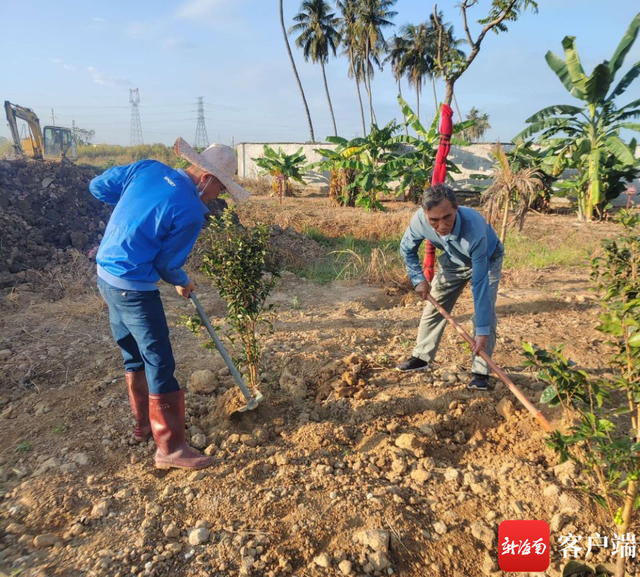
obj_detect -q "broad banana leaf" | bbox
[546,50,585,100]
[585,63,612,104]
[608,61,640,101]
[562,36,588,95]
[609,12,640,77]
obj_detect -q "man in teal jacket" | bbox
[91,138,249,470]
[398,184,503,390]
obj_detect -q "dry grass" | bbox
[236,197,416,242]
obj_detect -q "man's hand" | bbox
[472,335,489,355]
[414,280,431,300]
[175,281,196,299]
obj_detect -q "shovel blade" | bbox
[236,391,265,413]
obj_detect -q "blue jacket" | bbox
[400,206,501,336]
[90,160,207,291]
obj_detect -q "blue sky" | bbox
[2,0,639,146]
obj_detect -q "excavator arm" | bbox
[4,101,44,159]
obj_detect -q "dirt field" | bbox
[0,193,634,577]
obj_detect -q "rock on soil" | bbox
[0,159,111,287]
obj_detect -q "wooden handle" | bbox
[426,294,554,433]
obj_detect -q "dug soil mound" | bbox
[0,159,111,287]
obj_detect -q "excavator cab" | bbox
[43,126,76,159]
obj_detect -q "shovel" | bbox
[189,293,264,412]
[425,294,554,433]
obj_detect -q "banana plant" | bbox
[515,13,640,221]
[253,145,308,204]
[313,137,362,207]
[385,96,472,202]
[314,122,401,211]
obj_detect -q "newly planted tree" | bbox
[195,210,280,392]
[483,142,544,243]
[253,145,308,204]
[524,210,640,577]
[516,13,640,221]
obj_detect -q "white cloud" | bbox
[93,17,106,22]
[50,58,76,73]
[87,67,131,88]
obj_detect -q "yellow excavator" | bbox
[4,101,77,161]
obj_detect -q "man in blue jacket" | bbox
[398,184,503,391]
[90,138,249,470]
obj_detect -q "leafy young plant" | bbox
[515,13,640,221]
[524,210,640,577]
[196,210,280,390]
[253,145,308,204]
[483,142,544,243]
[314,121,401,211]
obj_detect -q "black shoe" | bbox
[396,356,429,372]
[468,373,491,391]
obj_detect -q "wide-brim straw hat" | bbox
[174,137,250,204]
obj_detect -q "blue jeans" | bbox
[97,277,179,394]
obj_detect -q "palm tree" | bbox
[279,0,315,142]
[386,33,409,133]
[290,0,342,137]
[355,0,398,126]
[337,0,367,136]
[394,23,439,123]
[463,107,491,141]
[483,143,543,243]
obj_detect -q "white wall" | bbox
[237,142,640,204]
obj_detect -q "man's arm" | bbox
[89,163,139,206]
[469,235,492,337]
[153,214,202,288]
[400,210,428,287]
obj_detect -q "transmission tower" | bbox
[193,97,209,149]
[129,88,144,146]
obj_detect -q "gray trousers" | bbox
[413,249,503,375]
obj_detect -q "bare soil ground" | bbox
[0,195,634,577]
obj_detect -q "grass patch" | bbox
[504,232,597,269]
[297,227,408,287]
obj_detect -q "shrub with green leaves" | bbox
[523,209,640,577]
[197,210,280,390]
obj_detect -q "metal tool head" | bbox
[236,391,265,413]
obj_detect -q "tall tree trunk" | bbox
[431,77,439,113]
[398,80,408,135]
[416,83,420,125]
[321,62,337,137]
[279,0,315,142]
[452,90,462,121]
[444,80,454,107]
[355,78,367,137]
[364,73,375,127]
